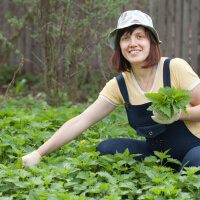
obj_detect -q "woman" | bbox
[22,10,200,171]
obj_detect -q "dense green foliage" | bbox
[145,87,192,119]
[0,96,200,199]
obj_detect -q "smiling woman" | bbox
[22,10,200,174]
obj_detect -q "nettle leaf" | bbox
[145,87,192,119]
[76,171,90,180]
[97,171,116,184]
[144,156,159,164]
[167,158,181,165]
[192,175,200,189]
[29,190,40,200]
[159,86,173,97]
[85,187,102,194]
[172,103,180,114]
[0,184,13,192]
[118,181,137,191]
[145,93,166,104]
[14,181,30,188]
[29,177,44,186]
[159,101,171,118]
[15,158,23,169]
[145,170,168,184]
[182,167,200,175]
[154,150,171,160]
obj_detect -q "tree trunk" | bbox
[40,0,59,106]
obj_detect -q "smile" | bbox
[129,50,141,55]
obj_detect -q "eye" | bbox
[121,35,130,41]
[137,35,143,39]
[137,34,145,39]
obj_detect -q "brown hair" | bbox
[110,25,162,72]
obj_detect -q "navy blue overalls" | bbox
[96,58,200,171]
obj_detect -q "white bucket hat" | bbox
[108,10,161,50]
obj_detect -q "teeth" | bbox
[130,50,139,53]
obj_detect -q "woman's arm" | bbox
[180,83,200,121]
[37,97,116,156]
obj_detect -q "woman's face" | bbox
[120,26,150,67]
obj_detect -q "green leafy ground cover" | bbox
[0,96,200,200]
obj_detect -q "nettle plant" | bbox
[0,96,200,200]
[145,87,192,118]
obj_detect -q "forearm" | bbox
[36,116,89,156]
[180,105,200,122]
[35,98,116,157]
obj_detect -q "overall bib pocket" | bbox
[136,124,166,138]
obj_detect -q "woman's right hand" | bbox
[22,151,42,168]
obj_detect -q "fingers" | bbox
[152,111,167,121]
[22,151,41,168]
[152,111,180,124]
[151,116,166,124]
[22,157,28,168]
[174,112,181,120]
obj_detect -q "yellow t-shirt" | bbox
[99,57,200,138]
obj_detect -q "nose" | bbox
[129,35,137,47]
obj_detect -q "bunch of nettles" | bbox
[145,87,192,119]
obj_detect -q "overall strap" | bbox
[163,58,173,87]
[116,74,130,106]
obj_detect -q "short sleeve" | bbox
[99,77,124,105]
[170,58,200,90]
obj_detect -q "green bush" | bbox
[0,66,19,84]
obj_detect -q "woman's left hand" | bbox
[151,110,180,124]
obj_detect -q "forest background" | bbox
[0,0,200,107]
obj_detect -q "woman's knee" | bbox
[96,138,134,156]
[96,138,150,160]
[96,139,116,156]
[180,146,200,172]
[96,140,107,155]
